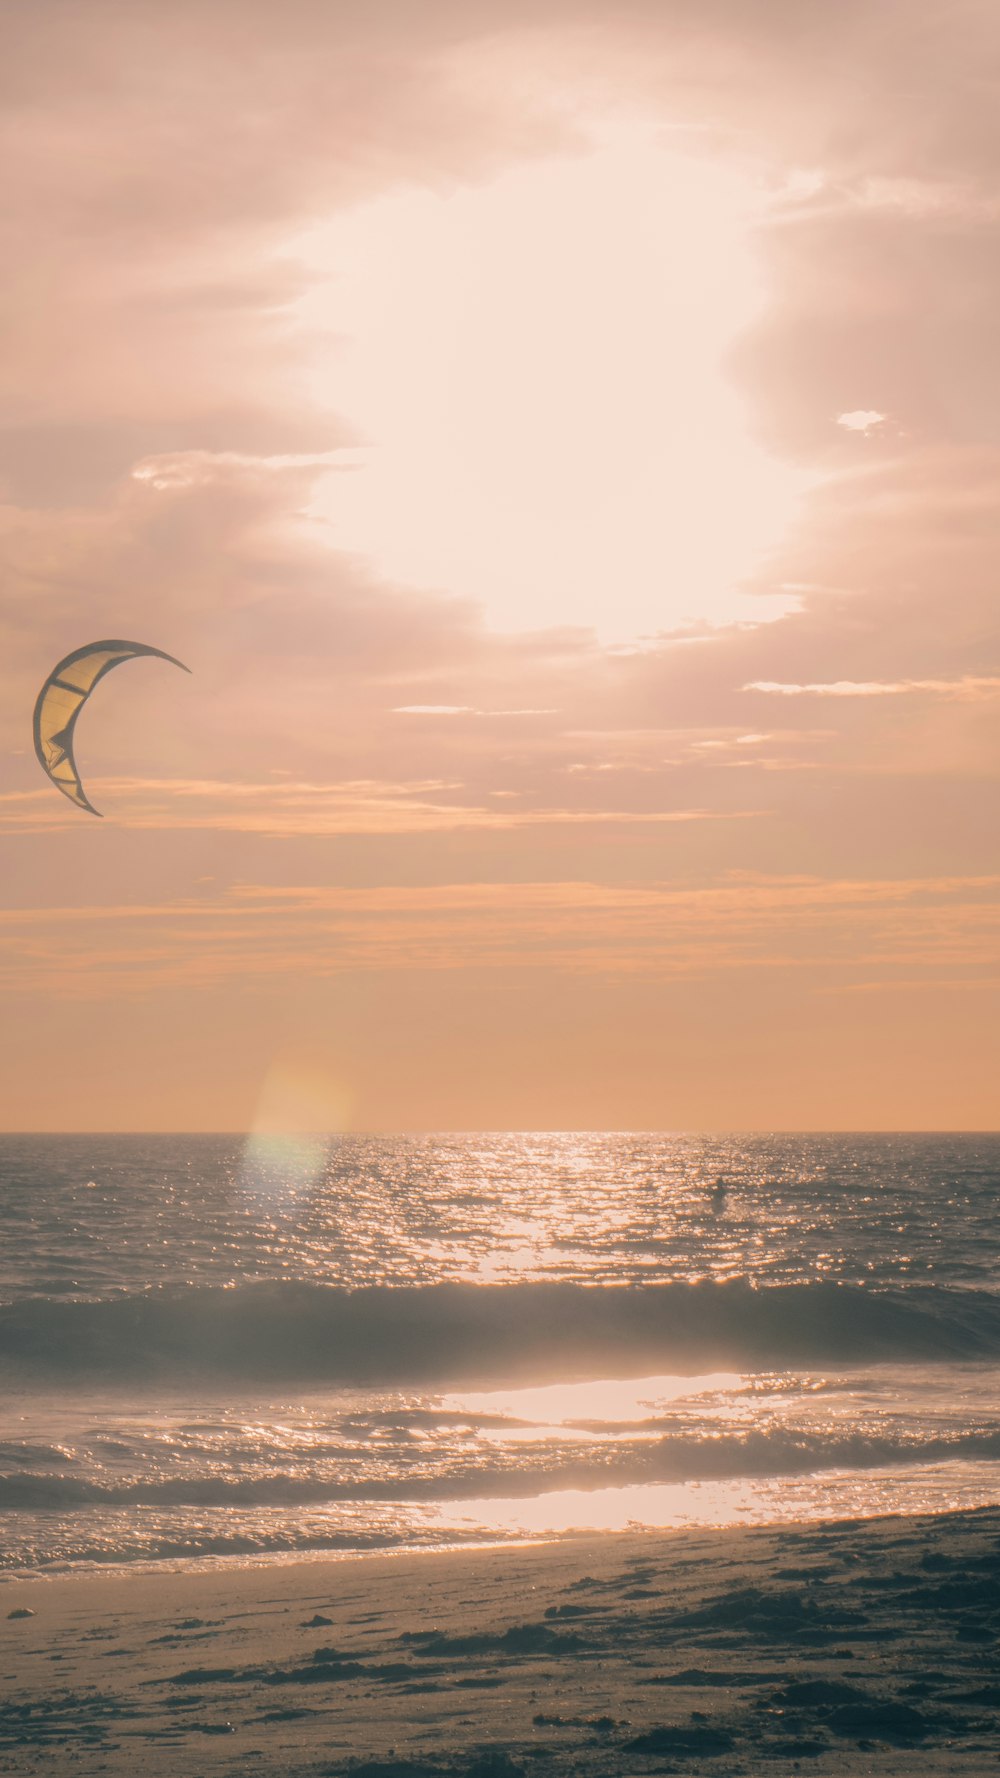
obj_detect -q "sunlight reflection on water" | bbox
[6,1131,999,1299]
[443,1372,742,1425]
[3,1134,1000,1572]
[434,1463,1000,1540]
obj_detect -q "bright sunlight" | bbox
[297,129,807,641]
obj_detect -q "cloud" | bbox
[837,409,886,433]
[0,775,757,838]
[6,0,1000,1123]
[392,705,559,717]
[130,450,352,491]
[3,870,998,1001]
[746,678,1000,698]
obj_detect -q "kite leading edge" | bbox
[33,639,191,817]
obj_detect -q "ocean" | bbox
[1,1132,999,1574]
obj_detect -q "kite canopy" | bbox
[33,639,190,817]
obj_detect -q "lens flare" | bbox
[240,1060,353,1198]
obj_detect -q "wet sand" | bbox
[2,1505,1000,1776]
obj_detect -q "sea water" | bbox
[1,1132,998,1573]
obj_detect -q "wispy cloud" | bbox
[3,873,998,999]
[391,706,559,717]
[745,678,1000,698]
[0,777,759,837]
[131,450,353,490]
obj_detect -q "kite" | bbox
[33,639,190,817]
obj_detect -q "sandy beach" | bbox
[2,1505,999,1776]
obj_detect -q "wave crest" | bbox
[2,1279,1000,1384]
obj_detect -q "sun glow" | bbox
[297,130,806,641]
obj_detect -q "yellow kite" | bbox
[33,639,190,816]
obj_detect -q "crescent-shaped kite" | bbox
[33,639,190,817]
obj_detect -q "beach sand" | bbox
[2,1505,999,1776]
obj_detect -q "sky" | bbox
[3,0,1000,1132]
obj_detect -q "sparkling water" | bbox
[1,1133,998,1572]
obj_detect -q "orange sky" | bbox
[3,0,1000,1131]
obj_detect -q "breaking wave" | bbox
[2,1279,1000,1384]
[5,1427,1000,1513]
